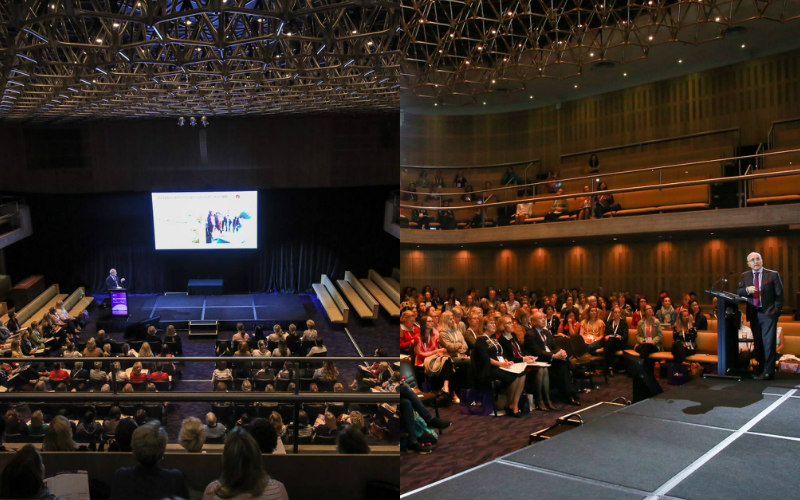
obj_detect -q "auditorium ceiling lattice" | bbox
[400,0,800,109]
[0,0,400,121]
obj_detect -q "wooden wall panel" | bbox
[401,234,800,308]
[402,50,800,171]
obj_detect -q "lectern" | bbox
[109,288,129,317]
[705,289,747,377]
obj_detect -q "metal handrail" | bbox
[399,146,752,199]
[559,127,739,160]
[8,355,399,453]
[401,158,541,170]
[0,392,396,403]
[400,162,800,212]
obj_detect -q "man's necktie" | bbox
[754,272,761,307]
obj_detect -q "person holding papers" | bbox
[472,316,526,417]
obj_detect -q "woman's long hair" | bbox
[43,415,79,451]
[216,427,269,499]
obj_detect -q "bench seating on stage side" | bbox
[0,452,398,500]
[312,275,349,324]
[63,286,94,318]
[337,278,376,320]
[343,271,379,320]
[360,277,400,318]
[0,284,62,328]
[369,269,400,306]
[747,164,800,205]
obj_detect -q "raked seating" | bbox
[337,272,378,320]
[369,269,400,306]
[64,286,94,318]
[312,275,349,324]
[360,276,400,318]
[0,284,61,327]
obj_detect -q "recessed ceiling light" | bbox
[529,95,533,99]
[715,16,721,22]
[482,101,486,105]
[434,103,438,106]
[623,72,628,76]
[741,44,746,48]
[574,84,578,88]
[589,52,594,57]
[678,59,683,63]
[491,79,496,84]
[648,35,653,41]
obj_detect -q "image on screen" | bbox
[152,191,258,250]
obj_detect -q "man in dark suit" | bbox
[524,311,579,405]
[105,268,125,290]
[737,251,783,380]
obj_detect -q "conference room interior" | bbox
[0,2,402,499]
[398,1,800,498]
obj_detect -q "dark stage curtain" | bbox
[3,187,397,295]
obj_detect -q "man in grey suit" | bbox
[737,252,784,380]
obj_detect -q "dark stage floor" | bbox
[401,373,800,500]
[125,293,308,323]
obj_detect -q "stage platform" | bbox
[124,293,307,324]
[402,373,800,500]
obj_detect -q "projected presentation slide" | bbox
[152,191,258,250]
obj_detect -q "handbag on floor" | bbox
[458,388,494,416]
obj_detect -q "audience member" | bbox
[472,316,526,416]
[337,425,370,454]
[179,416,206,453]
[204,412,227,440]
[656,296,678,327]
[203,427,288,500]
[43,415,84,451]
[0,445,59,500]
[246,417,279,454]
[636,304,664,368]
[672,309,698,363]
[110,421,189,500]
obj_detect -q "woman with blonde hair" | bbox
[83,337,102,357]
[43,415,84,451]
[179,416,206,453]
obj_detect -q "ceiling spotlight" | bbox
[189,116,197,127]
[741,43,746,48]
[201,116,209,127]
[574,84,578,88]
[678,59,683,63]
[715,16,721,22]
[623,72,628,76]
[648,35,653,41]
[178,116,185,126]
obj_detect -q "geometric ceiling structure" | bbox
[0,0,401,121]
[400,0,800,107]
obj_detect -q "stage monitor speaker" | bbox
[625,352,663,403]
[124,316,161,340]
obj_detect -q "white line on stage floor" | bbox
[644,388,797,500]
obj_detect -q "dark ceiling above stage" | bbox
[400,0,800,114]
[0,0,400,121]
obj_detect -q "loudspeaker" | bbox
[625,352,663,403]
